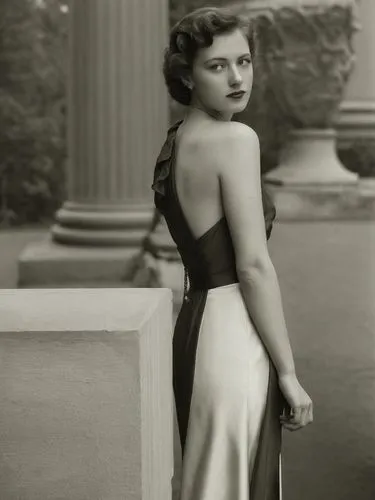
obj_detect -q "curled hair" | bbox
[163,7,256,106]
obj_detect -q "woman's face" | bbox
[189,28,253,120]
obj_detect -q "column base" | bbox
[52,202,154,246]
[265,129,358,185]
[267,178,375,221]
[17,235,138,287]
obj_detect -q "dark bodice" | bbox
[151,120,276,293]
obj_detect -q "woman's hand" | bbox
[278,372,313,432]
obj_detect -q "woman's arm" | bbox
[216,123,313,431]
[216,123,295,377]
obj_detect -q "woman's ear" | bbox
[182,77,194,91]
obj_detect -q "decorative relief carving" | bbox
[252,1,360,128]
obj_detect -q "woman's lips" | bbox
[227,91,246,99]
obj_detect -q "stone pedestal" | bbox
[0,288,173,500]
[267,179,375,220]
[267,129,358,185]
[18,0,170,285]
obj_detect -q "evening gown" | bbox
[151,120,285,500]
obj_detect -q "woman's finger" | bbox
[300,406,309,427]
[290,406,302,425]
[281,421,303,432]
[281,401,314,431]
[280,415,302,431]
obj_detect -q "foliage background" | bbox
[0,0,69,226]
[0,0,373,226]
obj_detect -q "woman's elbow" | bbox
[236,256,275,283]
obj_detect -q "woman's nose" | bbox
[228,65,242,85]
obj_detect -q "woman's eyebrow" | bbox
[204,53,251,63]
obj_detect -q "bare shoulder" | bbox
[206,121,259,146]
[220,121,258,141]
[208,122,260,177]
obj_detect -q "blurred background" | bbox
[0,1,374,499]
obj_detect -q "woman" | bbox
[152,7,313,500]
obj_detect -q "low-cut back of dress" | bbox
[152,120,284,500]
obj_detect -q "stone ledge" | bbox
[268,180,375,221]
[0,288,171,332]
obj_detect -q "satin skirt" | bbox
[177,283,282,500]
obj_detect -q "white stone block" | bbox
[0,288,173,500]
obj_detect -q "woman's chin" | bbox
[228,100,249,113]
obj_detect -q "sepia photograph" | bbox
[0,0,374,499]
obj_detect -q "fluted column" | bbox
[18,0,171,286]
[335,0,375,143]
[52,0,169,246]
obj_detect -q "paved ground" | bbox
[1,222,375,500]
[268,222,375,500]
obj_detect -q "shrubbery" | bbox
[0,0,68,226]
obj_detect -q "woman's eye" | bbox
[209,59,251,71]
[210,64,225,71]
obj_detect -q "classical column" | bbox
[53,0,169,245]
[18,0,170,285]
[335,0,375,144]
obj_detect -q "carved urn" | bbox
[238,0,360,184]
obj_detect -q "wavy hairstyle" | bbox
[163,7,256,106]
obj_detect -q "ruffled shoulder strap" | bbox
[151,120,183,199]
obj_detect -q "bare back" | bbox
[174,120,226,240]
[174,118,272,277]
